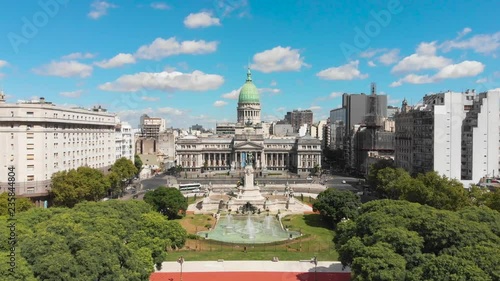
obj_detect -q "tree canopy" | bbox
[0,192,34,216]
[134,154,143,173]
[369,166,471,211]
[144,187,188,220]
[313,188,361,226]
[0,200,187,281]
[50,166,110,207]
[334,200,500,280]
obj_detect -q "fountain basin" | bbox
[197,214,301,244]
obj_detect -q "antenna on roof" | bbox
[371,82,376,96]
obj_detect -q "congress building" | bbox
[176,69,322,176]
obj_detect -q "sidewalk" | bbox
[156,260,350,273]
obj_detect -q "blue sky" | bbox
[0,0,499,128]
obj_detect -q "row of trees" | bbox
[334,200,500,280]
[51,157,138,207]
[0,200,187,281]
[368,161,500,211]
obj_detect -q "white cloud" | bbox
[359,48,386,58]
[250,46,308,73]
[61,52,96,60]
[378,49,400,65]
[390,61,484,87]
[213,100,228,107]
[141,96,160,101]
[392,42,452,73]
[387,95,401,105]
[457,27,472,38]
[135,37,218,60]
[440,31,500,55]
[221,88,241,99]
[316,60,368,80]
[309,106,321,111]
[258,88,281,94]
[98,70,224,92]
[368,61,376,67]
[270,80,277,86]
[184,12,221,28]
[329,92,343,98]
[434,61,485,79]
[150,2,169,10]
[476,78,488,84]
[157,107,183,115]
[88,1,117,19]
[94,53,136,68]
[33,61,93,78]
[59,90,83,98]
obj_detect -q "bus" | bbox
[179,183,202,193]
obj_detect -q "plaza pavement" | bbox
[150,260,351,281]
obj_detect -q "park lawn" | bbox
[169,214,338,261]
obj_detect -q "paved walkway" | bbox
[150,261,351,281]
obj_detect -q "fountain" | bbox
[193,151,313,216]
[198,213,300,244]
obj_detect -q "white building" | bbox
[176,69,322,175]
[115,117,134,162]
[0,94,116,200]
[395,89,499,185]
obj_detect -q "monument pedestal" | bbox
[237,165,265,201]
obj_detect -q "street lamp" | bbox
[177,256,184,281]
[313,256,318,281]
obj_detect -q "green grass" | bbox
[169,214,338,261]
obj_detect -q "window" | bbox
[26,187,35,194]
[27,132,34,139]
[27,154,34,160]
[27,111,34,116]
[27,175,34,181]
[27,144,34,150]
[27,164,34,172]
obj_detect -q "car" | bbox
[342,180,347,184]
[306,177,312,180]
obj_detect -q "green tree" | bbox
[335,200,500,280]
[144,187,187,220]
[485,189,500,212]
[50,167,110,207]
[0,192,35,216]
[313,188,361,226]
[134,154,143,173]
[110,157,138,195]
[367,159,395,188]
[374,167,414,199]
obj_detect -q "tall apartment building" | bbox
[115,117,134,162]
[394,90,498,185]
[285,110,313,133]
[329,107,346,150]
[0,95,116,200]
[140,114,165,139]
[461,90,499,183]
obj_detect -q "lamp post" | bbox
[177,256,184,281]
[313,256,318,281]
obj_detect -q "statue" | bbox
[245,167,252,176]
[246,152,254,167]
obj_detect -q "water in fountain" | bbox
[245,214,256,239]
[224,214,234,235]
[264,215,272,230]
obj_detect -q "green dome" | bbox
[238,69,260,104]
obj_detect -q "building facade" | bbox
[140,114,165,139]
[394,90,499,185]
[115,118,134,162]
[176,69,322,175]
[285,109,314,133]
[0,95,116,199]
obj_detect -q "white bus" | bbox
[179,183,202,193]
